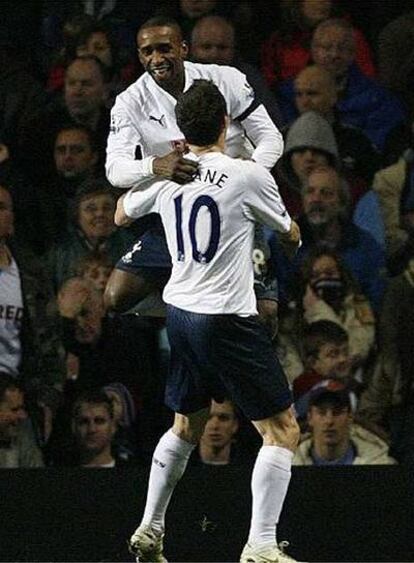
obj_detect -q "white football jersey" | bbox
[106,61,283,188]
[122,152,291,316]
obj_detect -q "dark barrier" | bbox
[0,465,413,562]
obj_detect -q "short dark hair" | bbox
[0,373,22,403]
[175,79,227,145]
[75,250,112,277]
[72,389,114,420]
[71,176,116,219]
[303,320,348,360]
[54,122,98,153]
[138,16,182,39]
[66,54,111,84]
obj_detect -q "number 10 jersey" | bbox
[122,152,292,316]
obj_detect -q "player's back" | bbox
[157,153,266,316]
[122,151,291,316]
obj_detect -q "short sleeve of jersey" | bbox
[241,162,292,233]
[210,65,258,121]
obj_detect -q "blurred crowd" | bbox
[1,0,414,470]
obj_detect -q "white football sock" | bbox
[141,428,195,534]
[248,445,293,547]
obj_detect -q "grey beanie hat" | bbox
[284,111,339,166]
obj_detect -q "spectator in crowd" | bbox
[274,110,340,218]
[45,13,96,91]
[295,246,375,369]
[103,382,142,460]
[47,21,137,106]
[377,10,414,119]
[268,165,387,310]
[194,400,240,465]
[69,389,127,467]
[18,55,110,183]
[373,145,414,274]
[292,320,352,420]
[0,143,46,255]
[189,15,284,127]
[292,64,381,204]
[0,373,44,468]
[0,43,47,160]
[293,380,396,466]
[38,124,100,249]
[0,181,65,431]
[57,276,166,454]
[157,0,221,43]
[358,256,414,465]
[260,0,375,90]
[74,250,113,293]
[277,18,406,152]
[47,178,135,291]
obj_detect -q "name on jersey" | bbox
[193,168,228,188]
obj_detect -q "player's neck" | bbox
[189,143,223,156]
[188,128,226,156]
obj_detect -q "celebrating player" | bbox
[115,80,301,563]
[105,16,284,327]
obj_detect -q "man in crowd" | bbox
[70,389,119,467]
[197,400,240,465]
[0,373,44,468]
[277,18,405,152]
[190,14,283,127]
[293,380,396,466]
[19,55,110,183]
[269,165,387,310]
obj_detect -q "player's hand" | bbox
[153,150,198,184]
[279,220,301,259]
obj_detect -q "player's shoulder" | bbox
[185,60,246,85]
[238,159,272,179]
[113,73,152,109]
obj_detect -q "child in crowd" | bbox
[293,320,356,423]
[75,250,113,293]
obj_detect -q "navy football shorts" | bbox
[116,229,279,301]
[165,305,292,420]
[116,229,172,286]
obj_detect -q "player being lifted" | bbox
[115,80,302,563]
[105,16,284,330]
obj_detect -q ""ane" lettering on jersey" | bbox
[193,168,228,188]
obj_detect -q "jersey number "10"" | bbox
[174,194,221,263]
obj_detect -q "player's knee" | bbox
[253,407,300,452]
[172,409,210,444]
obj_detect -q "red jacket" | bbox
[261,27,376,90]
